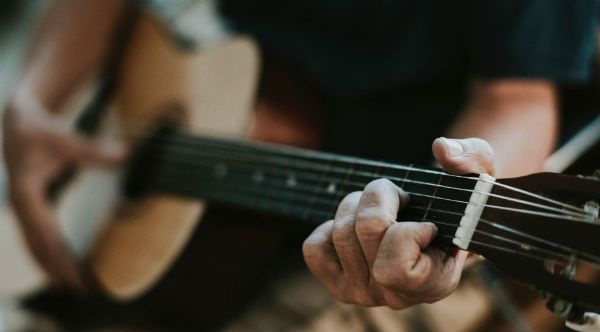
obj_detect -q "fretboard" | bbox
[125,129,479,246]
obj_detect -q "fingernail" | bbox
[442,137,463,157]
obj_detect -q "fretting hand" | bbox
[303,137,494,309]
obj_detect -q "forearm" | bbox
[15,0,125,111]
[447,80,558,178]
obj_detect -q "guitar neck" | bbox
[125,129,480,246]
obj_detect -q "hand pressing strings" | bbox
[303,137,495,308]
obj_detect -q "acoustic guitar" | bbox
[50,12,600,331]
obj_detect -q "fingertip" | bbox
[431,137,446,161]
[432,137,496,175]
[433,137,464,159]
[422,222,438,237]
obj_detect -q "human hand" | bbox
[3,97,125,290]
[303,137,494,309]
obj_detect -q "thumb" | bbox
[432,137,495,175]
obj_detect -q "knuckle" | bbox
[355,207,394,237]
[335,191,362,218]
[332,215,356,244]
[365,178,395,192]
[362,178,396,202]
[339,191,362,208]
[334,214,355,230]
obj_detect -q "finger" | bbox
[372,222,445,298]
[48,131,127,167]
[432,137,495,175]
[303,220,342,287]
[355,178,408,270]
[332,191,369,284]
[9,177,86,290]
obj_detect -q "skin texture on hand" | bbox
[303,137,496,309]
[3,98,125,289]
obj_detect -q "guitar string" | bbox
[136,142,595,222]
[144,163,600,268]
[413,205,600,265]
[144,149,594,223]
[132,155,600,266]
[146,140,587,219]
[144,133,590,216]
[120,122,587,215]
[433,234,591,272]
[149,172,566,264]
[154,132,588,214]
[159,141,592,219]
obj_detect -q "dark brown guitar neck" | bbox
[124,127,600,314]
[124,128,479,246]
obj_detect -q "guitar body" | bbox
[58,15,259,299]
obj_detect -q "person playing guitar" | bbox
[3,0,598,330]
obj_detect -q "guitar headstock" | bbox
[469,171,600,320]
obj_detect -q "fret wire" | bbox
[276,150,292,214]
[330,160,355,217]
[303,158,333,220]
[422,172,443,221]
[373,160,384,179]
[400,163,412,190]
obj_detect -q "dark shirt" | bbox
[220,0,598,164]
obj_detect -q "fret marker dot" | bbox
[326,183,336,194]
[214,163,228,178]
[287,175,297,187]
[253,171,264,183]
